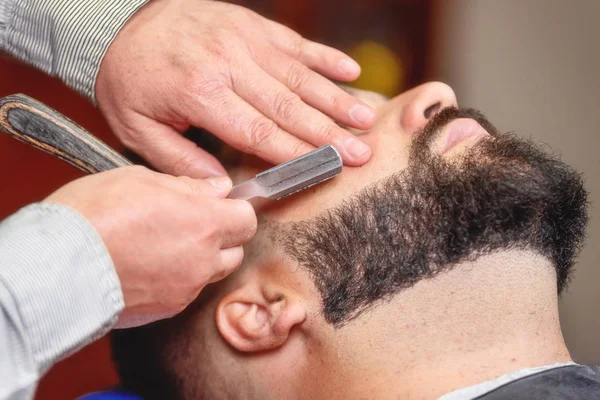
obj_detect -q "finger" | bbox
[259,53,376,130]
[187,86,315,165]
[155,174,233,199]
[262,19,361,81]
[231,62,371,166]
[122,114,227,178]
[216,199,258,248]
[209,246,245,284]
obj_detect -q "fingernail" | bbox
[344,137,371,159]
[349,104,376,125]
[202,164,228,178]
[338,58,361,76]
[206,176,232,189]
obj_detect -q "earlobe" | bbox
[216,289,306,353]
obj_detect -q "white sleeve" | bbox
[0,202,124,400]
[0,0,149,102]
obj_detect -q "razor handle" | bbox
[0,93,131,173]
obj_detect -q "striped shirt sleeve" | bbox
[0,0,149,103]
[0,202,124,399]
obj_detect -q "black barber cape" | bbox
[475,365,600,399]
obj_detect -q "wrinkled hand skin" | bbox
[46,166,257,327]
[95,0,376,178]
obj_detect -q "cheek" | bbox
[358,126,412,178]
[248,119,413,222]
[258,147,410,223]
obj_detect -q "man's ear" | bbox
[216,284,306,352]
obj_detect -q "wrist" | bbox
[95,0,167,108]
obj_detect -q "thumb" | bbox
[155,173,233,198]
[123,115,227,178]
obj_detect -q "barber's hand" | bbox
[46,166,257,328]
[95,0,376,178]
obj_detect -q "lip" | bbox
[437,118,490,154]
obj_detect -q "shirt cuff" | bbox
[2,0,149,102]
[0,202,124,373]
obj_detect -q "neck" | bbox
[315,250,571,400]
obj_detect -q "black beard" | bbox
[283,107,589,326]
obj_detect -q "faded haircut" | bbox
[280,107,588,326]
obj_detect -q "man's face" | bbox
[112,82,587,400]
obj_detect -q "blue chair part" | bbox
[77,390,142,400]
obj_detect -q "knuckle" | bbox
[117,127,142,150]
[123,166,154,187]
[236,200,258,240]
[316,123,336,143]
[181,293,198,312]
[286,62,309,91]
[289,141,310,159]
[198,35,229,60]
[216,261,238,281]
[229,257,244,275]
[246,117,279,151]
[328,93,344,113]
[289,34,306,59]
[247,218,258,240]
[186,78,228,101]
[190,275,207,297]
[174,294,192,313]
[273,92,301,121]
[224,246,245,270]
[125,165,149,176]
[233,247,245,266]
[177,176,202,195]
[170,150,199,177]
[201,219,221,243]
[211,269,228,284]
[118,134,137,150]
[176,301,189,314]
[230,6,253,21]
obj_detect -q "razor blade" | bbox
[229,145,342,200]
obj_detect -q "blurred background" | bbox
[0,0,598,398]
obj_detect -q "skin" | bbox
[33,0,377,329]
[164,82,572,399]
[95,0,377,178]
[46,170,257,328]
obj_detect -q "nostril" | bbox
[424,102,441,119]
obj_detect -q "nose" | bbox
[400,82,458,133]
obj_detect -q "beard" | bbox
[284,107,589,326]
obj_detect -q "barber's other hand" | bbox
[46,166,257,327]
[95,0,375,178]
